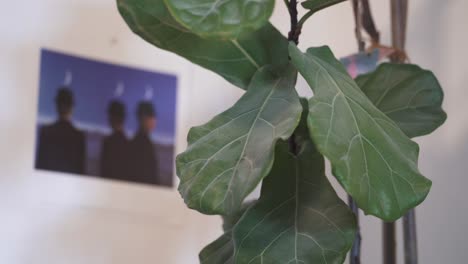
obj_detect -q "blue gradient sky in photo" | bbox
[37,49,177,144]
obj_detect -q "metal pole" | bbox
[383,1,408,264]
[403,209,418,264]
[349,196,361,264]
[391,1,419,263]
[383,222,397,264]
[391,0,408,51]
[389,1,419,264]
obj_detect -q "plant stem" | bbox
[297,10,314,28]
[351,0,365,52]
[286,0,302,156]
[287,0,300,44]
[361,0,380,44]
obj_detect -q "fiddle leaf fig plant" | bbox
[177,65,301,215]
[289,45,433,221]
[117,0,446,262]
[117,0,288,89]
[232,140,356,263]
[164,0,275,38]
[356,63,446,138]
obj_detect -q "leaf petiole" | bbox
[298,10,315,28]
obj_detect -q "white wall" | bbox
[0,0,467,263]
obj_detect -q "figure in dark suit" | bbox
[130,101,159,185]
[36,87,86,174]
[100,100,130,181]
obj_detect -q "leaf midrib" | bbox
[213,79,280,211]
[123,1,261,71]
[184,77,283,211]
[196,0,223,24]
[308,54,405,212]
[236,155,348,264]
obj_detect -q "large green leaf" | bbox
[200,201,255,264]
[177,65,302,215]
[222,200,256,232]
[164,0,275,39]
[117,0,288,89]
[302,0,347,12]
[232,141,356,264]
[200,232,234,264]
[356,63,447,138]
[289,44,432,221]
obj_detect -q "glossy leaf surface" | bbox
[117,0,288,89]
[233,142,356,263]
[164,0,275,39]
[302,0,346,12]
[177,65,302,215]
[356,63,447,138]
[289,44,432,221]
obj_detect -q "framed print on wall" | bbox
[35,49,178,187]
